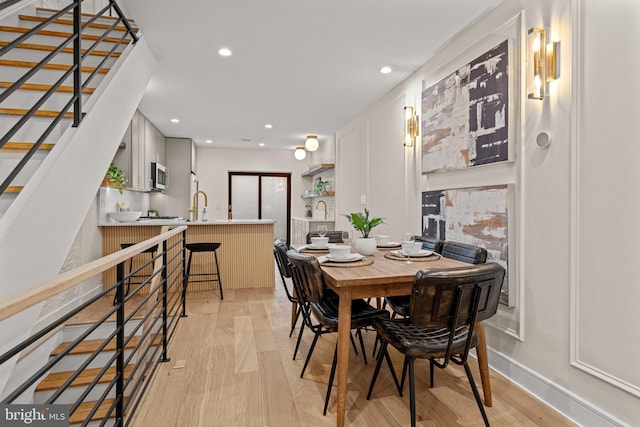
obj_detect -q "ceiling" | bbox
[120,0,499,151]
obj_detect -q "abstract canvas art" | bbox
[422,185,512,305]
[422,40,510,173]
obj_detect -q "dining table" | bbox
[314,248,493,427]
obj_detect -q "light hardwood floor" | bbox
[130,276,575,427]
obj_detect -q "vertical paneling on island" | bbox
[102,221,275,293]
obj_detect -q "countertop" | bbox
[291,217,334,222]
[100,219,277,227]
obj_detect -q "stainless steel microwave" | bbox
[151,162,168,191]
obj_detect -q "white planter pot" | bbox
[354,237,376,256]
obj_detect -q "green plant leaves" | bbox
[341,208,384,238]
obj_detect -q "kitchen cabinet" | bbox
[112,110,165,191]
[291,217,335,246]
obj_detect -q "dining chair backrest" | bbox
[274,238,293,279]
[441,241,487,264]
[409,263,504,330]
[306,231,344,244]
[414,236,443,253]
[286,250,325,304]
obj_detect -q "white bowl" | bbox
[401,241,422,254]
[311,237,329,247]
[328,244,351,259]
[109,211,142,222]
[375,235,390,245]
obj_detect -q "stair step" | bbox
[70,398,121,425]
[4,186,22,193]
[36,365,134,392]
[52,334,159,357]
[0,58,110,74]
[18,14,138,33]
[36,7,136,24]
[0,108,73,118]
[0,26,132,45]
[0,81,94,94]
[0,40,122,58]
[1,142,54,150]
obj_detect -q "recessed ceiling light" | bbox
[205,139,212,144]
[259,143,265,147]
[218,47,232,57]
[170,118,179,123]
[380,66,392,74]
[265,124,273,129]
[240,138,252,142]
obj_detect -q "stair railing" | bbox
[0,226,187,427]
[0,0,138,196]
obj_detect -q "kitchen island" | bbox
[101,219,275,293]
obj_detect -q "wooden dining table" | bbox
[318,249,493,427]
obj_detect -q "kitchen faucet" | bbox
[188,190,208,221]
[316,200,328,220]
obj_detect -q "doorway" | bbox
[228,172,291,243]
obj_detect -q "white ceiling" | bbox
[120,0,499,151]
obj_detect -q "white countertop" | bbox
[100,219,277,226]
[292,217,334,222]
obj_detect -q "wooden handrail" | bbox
[0,225,186,321]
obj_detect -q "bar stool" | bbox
[114,243,157,304]
[183,243,224,311]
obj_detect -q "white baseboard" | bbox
[487,348,628,427]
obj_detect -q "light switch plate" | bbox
[360,195,367,205]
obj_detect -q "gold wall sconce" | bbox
[404,106,418,147]
[304,135,319,152]
[294,146,306,160]
[527,27,560,100]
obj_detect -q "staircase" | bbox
[0,0,158,407]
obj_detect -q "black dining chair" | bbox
[273,239,303,343]
[306,230,344,244]
[413,235,443,253]
[367,263,505,427]
[385,240,485,319]
[286,250,389,415]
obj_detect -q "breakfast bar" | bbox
[100,220,275,292]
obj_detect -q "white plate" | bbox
[308,244,329,250]
[391,249,433,258]
[325,253,364,263]
[377,241,401,248]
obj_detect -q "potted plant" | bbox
[342,208,385,255]
[103,162,127,196]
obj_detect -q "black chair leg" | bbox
[367,340,388,400]
[356,329,367,365]
[383,347,402,396]
[463,362,490,427]
[350,332,359,355]
[213,250,224,300]
[289,305,301,338]
[301,333,320,377]
[430,358,435,387]
[400,355,409,394]
[323,344,339,416]
[293,321,305,360]
[408,357,416,427]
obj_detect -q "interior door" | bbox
[229,172,291,243]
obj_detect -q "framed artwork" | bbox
[421,39,512,173]
[422,184,514,306]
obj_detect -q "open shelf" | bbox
[301,163,334,177]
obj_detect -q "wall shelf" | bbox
[301,163,335,177]
[301,191,334,199]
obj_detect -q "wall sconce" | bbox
[527,27,560,100]
[294,146,306,160]
[304,135,319,152]
[404,106,418,147]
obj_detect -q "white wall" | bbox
[196,148,312,221]
[333,0,639,425]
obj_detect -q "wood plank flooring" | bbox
[130,276,576,427]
